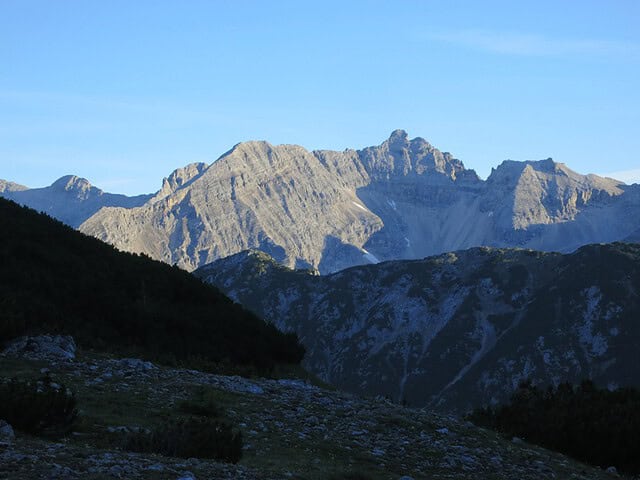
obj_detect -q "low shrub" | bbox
[177,386,223,418]
[124,416,242,463]
[0,376,77,436]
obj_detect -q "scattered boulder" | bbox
[116,358,156,371]
[176,472,196,480]
[0,419,15,443]
[1,335,76,361]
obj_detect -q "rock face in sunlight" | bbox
[0,175,152,228]
[196,243,640,412]
[0,180,28,193]
[4,131,640,272]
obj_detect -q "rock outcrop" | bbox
[0,180,28,193]
[2,335,77,361]
[197,243,640,412]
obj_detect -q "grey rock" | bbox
[0,175,152,228]
[5,132,638,274]
[198,242,640,412]
[73,131,640,274]
[239,383,264,395]
[0,420,15,443]
[109,465,124,477]
[0,179,28,193]
[176,471,196,480]
[116,358,156,371]
[2,335,76,361]
[48,464,79,479]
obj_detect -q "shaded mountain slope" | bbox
[197,243,640,411]
[0,198,304,370]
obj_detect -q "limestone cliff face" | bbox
[79,132,640,272]
[0,179,28,193]
[484,159,624,230]
[5,130,639,272]
[80,141,385,271]
[80,131,486,272]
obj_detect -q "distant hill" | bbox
[0,175,152,227]
[0,198,304,371]
[197,243,640,411]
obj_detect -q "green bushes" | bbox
[469,380,640,473]
[124,417,242,463]
[0,376,77,436]
[124,387,242,463]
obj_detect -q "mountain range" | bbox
[2,130,639,272]
[0,175,151,228]
[196,243,640,412]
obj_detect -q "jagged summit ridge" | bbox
[62,131,640,271]
[154,162,208,201]
[80,130,485,271]
[51,174,93,191]
[357,129,471,181]
[0,179,28,193]
[3,130,639,272]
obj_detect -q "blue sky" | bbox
[1,0,639,194]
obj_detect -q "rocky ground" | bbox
[0,336,627,479]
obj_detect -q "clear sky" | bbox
[1,0,639,195]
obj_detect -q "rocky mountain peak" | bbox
[488,158,623,192]
[51,175,95,195]
[155,162,208,200]
[484,158,627,232]
[223,140,284,159]
[357,129,469,181]
[6,131,631,274]
[387,128,410,149]
[0,179,28,193]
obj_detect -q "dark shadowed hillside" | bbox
[197,243,640,411]
[0,198,304,371]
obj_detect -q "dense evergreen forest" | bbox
[469,380,640,474]
[0,198,304,371]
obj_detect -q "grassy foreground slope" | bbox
[0,198,304,370]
